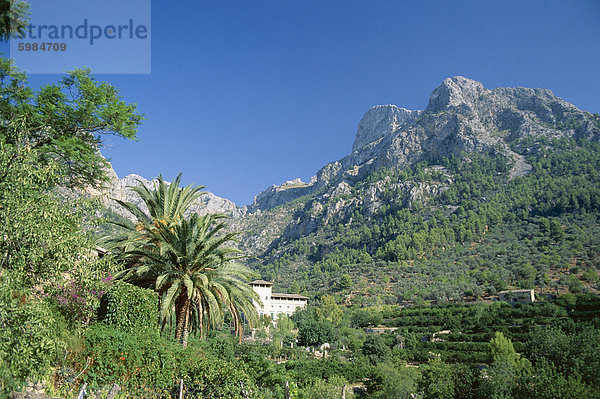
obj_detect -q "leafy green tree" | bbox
[549,219,564,242]
[99,281,159,333]
[480,360,521,399]
[290,280,301,294]
[522,359,594,399]
[453,364,480,399]
[302,374,349,399]
[271,314,296,352]
[339,274,352,290]
[525,324,600,389]
[315,294,343,325]
[0,280,67,390]
[480,332,532,399]
[361,335,392,365]
[419,356,455,399]
[566,275,584,294]
[350,308,382,328]
[0,149,117,390]
[489,331,516,362]
[0,151,82,286]
[365,361,419,399]
[293,308,335,347]
[337,326,366,353]
[1,0,140,189]
[0,59,143,188]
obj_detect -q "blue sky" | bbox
[8,1,600,205]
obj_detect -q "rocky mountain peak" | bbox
[248,77,599,213]
[96,170,246,220]
[352,105,422,151]
[425,76,488,113]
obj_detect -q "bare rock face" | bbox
[247,76,599,214]
[249,178,312,212]
[425,76,487,113]
[98,171,246,220]
[188,191,247,218]
[352,105,422,151]
[339,76,597,185]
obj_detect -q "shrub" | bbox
[362,335,392,365]
[51,274,114,327]
[79,323,172,389]
[176,346,258,399]
[75,324,260,398]
[297,319,334,347]
[0,292,66,391]
[98,281,159,333]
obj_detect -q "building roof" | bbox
[250,280,273,286]
[499,289,534,294]
[271,293,309,300]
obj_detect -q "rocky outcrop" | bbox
[425,76,487,113]
[249,178,314,212]
[97,170,246,220]
[316,77,597,195]
[250,76,600,212]
[241,75,600,253]
[352,105,422,151]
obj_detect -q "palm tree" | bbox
[103,173,204,252]
[105,175,260,346]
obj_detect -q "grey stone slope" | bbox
[96,169,246,220]
[249,76,599,212]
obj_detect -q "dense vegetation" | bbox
[0,59,262,396]
[254,138,600,306]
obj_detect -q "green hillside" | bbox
[251,137,600,302]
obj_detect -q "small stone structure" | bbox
[498,289,535,304]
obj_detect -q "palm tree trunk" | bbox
[175,308,184,343]
[175,295,190,346]
[182,302,190,348]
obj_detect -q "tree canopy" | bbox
[0,60,143,188]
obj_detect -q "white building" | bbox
[251,280,308,320]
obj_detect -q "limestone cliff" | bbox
[248,76,598,213]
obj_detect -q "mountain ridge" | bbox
[98,76,599,260]
[99,77,598,218]
[245,76,598,212]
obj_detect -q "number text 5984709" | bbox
[17,42,67,51]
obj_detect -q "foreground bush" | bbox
[63,323,260,398]
[0,289,67,391]
[98,281,159,333]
